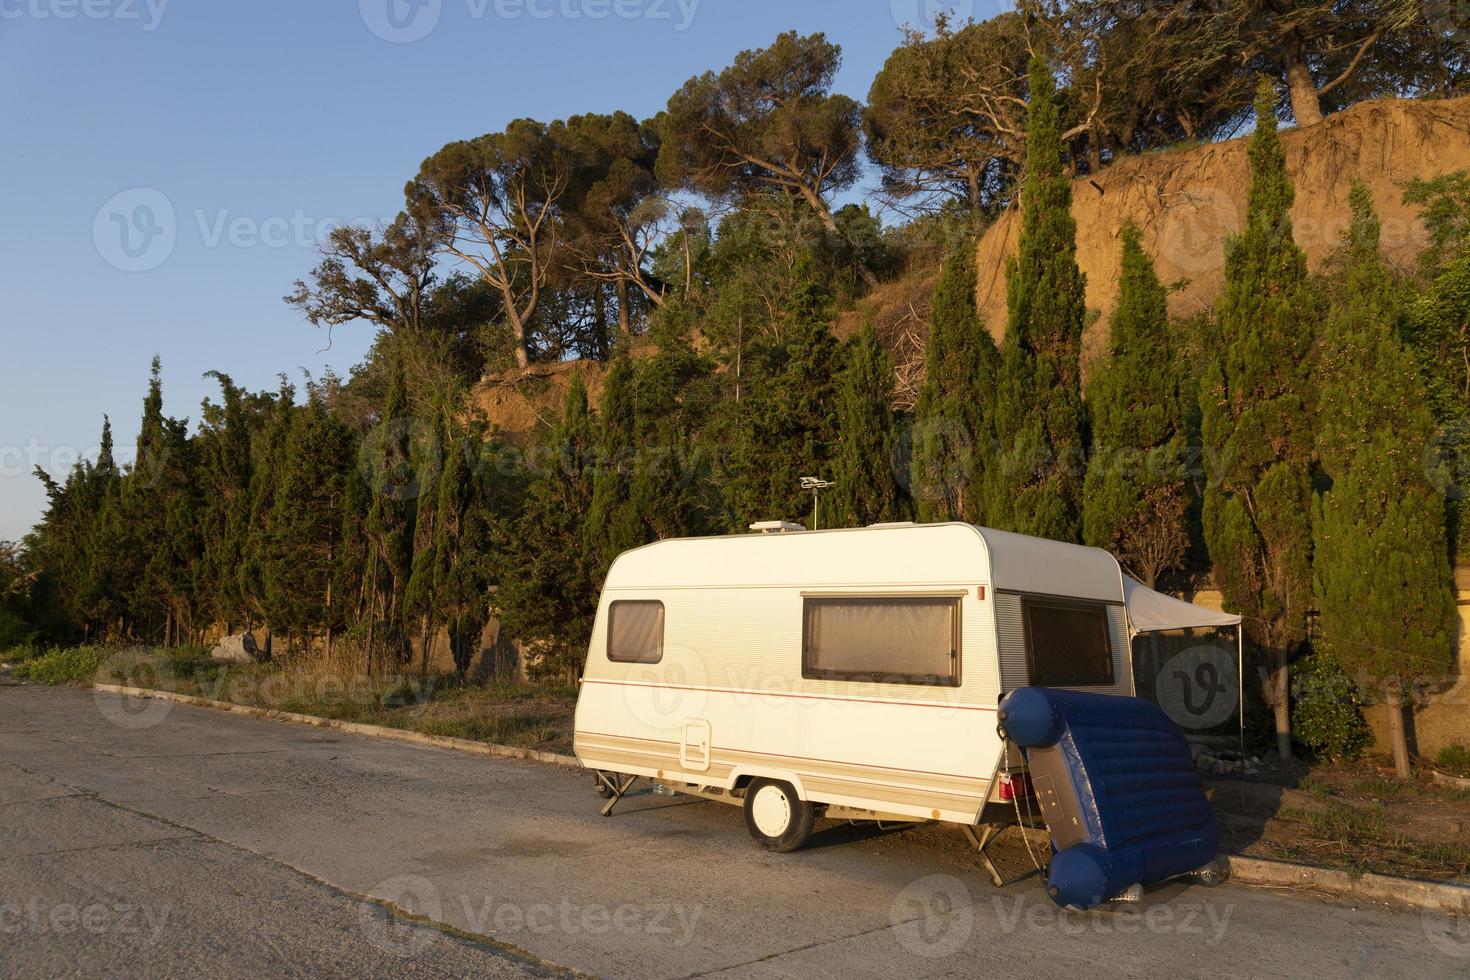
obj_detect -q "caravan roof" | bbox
[603,522,1126,602]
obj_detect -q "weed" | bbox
[1437,743,1470,778]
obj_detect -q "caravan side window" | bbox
[802,596,960,686]
[607,600,664,664]
[1023,598,1114,686]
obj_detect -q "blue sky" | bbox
[0,0,1008,540]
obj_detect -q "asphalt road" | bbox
[3,684,1468,979]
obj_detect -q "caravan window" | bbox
[1023,599,1114,686]
[802,596,960,686]
[607,601,664,664]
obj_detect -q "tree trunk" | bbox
[506,309,530,368]
[1284,58,1323,126]
[1385,683,1413,779]
[1261,660,1292,759]
[616,278,631,340]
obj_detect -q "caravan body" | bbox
[573,522,1131,826]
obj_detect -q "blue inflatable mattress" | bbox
[997,686,1217,909]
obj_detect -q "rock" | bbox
[211,633,261,664]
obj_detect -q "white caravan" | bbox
[572,521,1233,852]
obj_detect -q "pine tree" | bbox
[911,243,998,523]
[1312,184,1457,778]
[1200,79,1316,759]
[985,56,1087,541]
[832,318,909,526]
[1082,223,1190,586]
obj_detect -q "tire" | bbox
[742,778,815,852]
[593,772,614,798]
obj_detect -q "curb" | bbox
[1224,855,1470,914]
[84,683,1470,915]
[89,683,582,769]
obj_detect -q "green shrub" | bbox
[1290,650,1372,762]
[1437,743,1470,777]
[1,643,43,665]
[12,646,107,685]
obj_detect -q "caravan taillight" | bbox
[976,585,986,600]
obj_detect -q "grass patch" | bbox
[1280,805,1386,840]
[12,645,107,684]
[11,644,579,753]
[1276,803,1470,879]
[1347,777,1425,802]
[1298,776,1336,800]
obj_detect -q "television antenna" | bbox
[799,476,834,529]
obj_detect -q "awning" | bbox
[1122,574,1242,635]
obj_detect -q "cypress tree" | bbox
[197,373,255,633]
[430,423,497,675]
[832,318,909,526]
[239,377,295,657]
[629,319,714,540]
[586,349,643,573]
[262,394,353,654]
[1312,184,1457,778]
[985,56,1087,541]
[495,374,600,679]
[403,406,446,671]
[911,243,998,523]
[1404,254,1470,558]
[726,265,842,529]
[1200,79,1315,759]
[1082,223,1189,586]
[361,361,419,668]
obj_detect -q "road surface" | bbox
[2,683,1467,978]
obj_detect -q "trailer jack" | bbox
[962,823,1039,888]
[597,772,639,817]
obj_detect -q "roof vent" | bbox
[749,521,807,534]
[868,521,918,529]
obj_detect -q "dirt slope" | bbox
[974,96,1470,357]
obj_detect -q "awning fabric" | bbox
[1121,574,1242,635]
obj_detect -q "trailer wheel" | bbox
[742,778,814,852]
[593,772,614,798]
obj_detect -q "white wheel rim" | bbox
[751,785,791,837]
